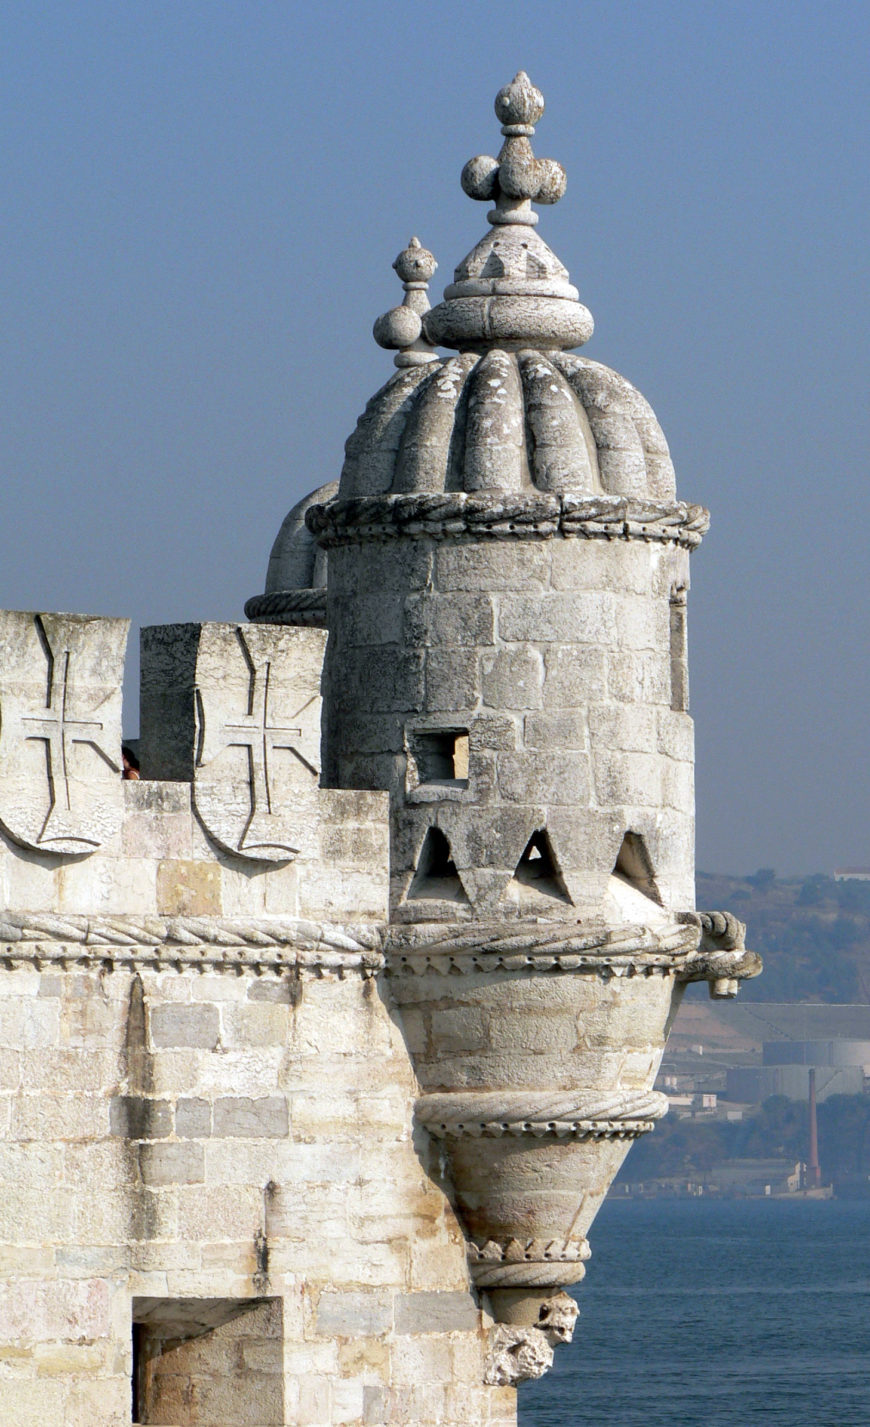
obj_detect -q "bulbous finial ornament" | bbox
[373,237,439,368]
[424,74,593,353]
[495,71,545,129]
[460,70,566,226]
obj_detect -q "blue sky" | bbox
[1,1,867,875]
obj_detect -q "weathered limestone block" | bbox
[0,955,510,1427]
[0,610,127,856]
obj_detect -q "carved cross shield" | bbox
[192,624,325,861]
[0,610,128,856]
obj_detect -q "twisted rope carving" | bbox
[307,492,709,549]
[699,909,746,950]
[0,910,757,984]
[417,1089,668,1138]
[244,588,327,625]
[471,1258,589,1289]
[0,913,386,976]
[387,917,698,976]
[678,909,762,987]
[0,911,382,950]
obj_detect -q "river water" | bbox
[521,1197,870,1426]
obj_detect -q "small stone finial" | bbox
[424,76,593,354]
[460,71,567,227]
[373,237,439,368]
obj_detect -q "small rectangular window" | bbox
[411,729,469,786]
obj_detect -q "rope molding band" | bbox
[470,1262,588,1289]
[423,1118,657,1140]
[307,492,709,549]
[416,1089,669,1124]
[244,588,327,625]
[0,911,757,983]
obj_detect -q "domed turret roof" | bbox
[339,73,675,503]
[245,481,337,626]
[247,73,684,620]
[339,349,675,501]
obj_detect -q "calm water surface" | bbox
[521,1198,870,1427]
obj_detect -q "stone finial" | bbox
[424,74,593,353]
[461,72,567,228]
[373,237,439,367]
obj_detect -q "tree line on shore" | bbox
[697,870,870,1003]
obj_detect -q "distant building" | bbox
[834,868,870,881]
[726,1063,863,1103]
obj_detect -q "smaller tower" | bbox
[315,70,704,925]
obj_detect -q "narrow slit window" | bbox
[669,586,689,712]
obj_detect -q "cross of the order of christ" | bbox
[22,616,121,847]
[195,629,319,858]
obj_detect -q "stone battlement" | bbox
[0,612,388,926]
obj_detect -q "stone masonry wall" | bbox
[324,533,694,920]
[0,613,517,1427]
[0,957,515,1426]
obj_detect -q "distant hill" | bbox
[697,871,870,1003]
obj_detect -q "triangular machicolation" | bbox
[612,832,662,904]
[407,827,470,904]
[505,829,572,907]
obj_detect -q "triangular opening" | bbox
[407,827,470,904]
[612,832,663,905]
[506,829,572,907]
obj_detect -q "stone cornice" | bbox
[307,492,709,549]
[0,909,759,985]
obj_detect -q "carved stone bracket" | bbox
[483,1292,579,1386]
[417,1089,666,1295]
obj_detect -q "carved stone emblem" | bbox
[192,624,324,861]
[0,610,128,855]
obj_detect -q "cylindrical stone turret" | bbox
[312,73,707,925]
[305,70,758,1335]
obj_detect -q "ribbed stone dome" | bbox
[244,480,338,626]
[339,350,675,500]
[338,73,675,505]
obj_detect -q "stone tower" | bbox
[316,72,702,926]
[0,72,759,1427]
[301,71,758,1336]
